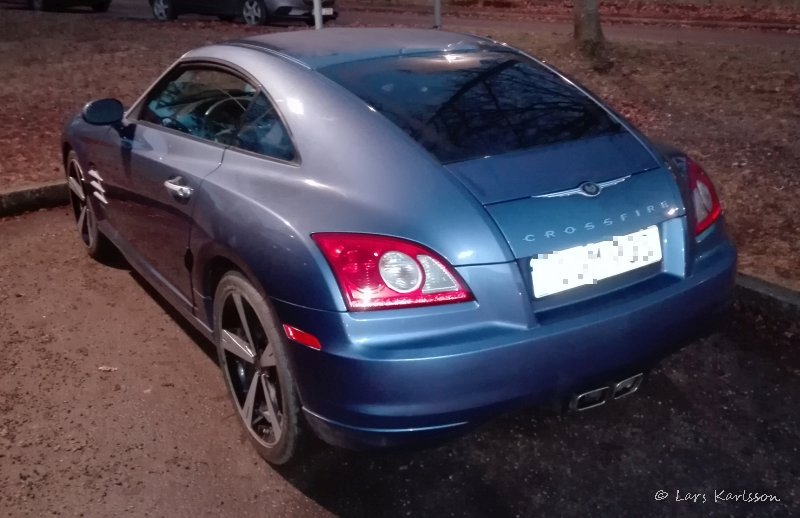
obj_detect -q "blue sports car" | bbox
[62,28,736,464]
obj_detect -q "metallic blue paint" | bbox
[62,28,737,450]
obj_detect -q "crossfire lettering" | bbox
[523,200,673,242]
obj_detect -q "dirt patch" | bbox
[0,209,328,516]
[350,0,800,27]
[0,10,798,291]
[0,12,290,188]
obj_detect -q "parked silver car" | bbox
[149,0,337,25]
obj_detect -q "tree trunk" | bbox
[573,0,604,55]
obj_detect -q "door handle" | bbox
[164,177,193,200]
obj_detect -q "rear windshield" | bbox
[319,51,622,163]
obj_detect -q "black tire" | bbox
[29,0,52,11]
[91,0,111,12]
[65,150,113,261]
[213,271,304,465]
[151,0,176,21]
[240,0,267,26]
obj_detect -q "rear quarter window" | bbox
[319,51,622,163]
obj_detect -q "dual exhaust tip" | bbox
[570,373,644,411]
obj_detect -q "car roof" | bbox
[227,28,505,69]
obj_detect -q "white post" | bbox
[433,0,442,28]
[313,0,323,30]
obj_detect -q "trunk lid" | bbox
[445,133,687,260]
[444,133,658,205]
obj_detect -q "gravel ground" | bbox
[1,208,798,517]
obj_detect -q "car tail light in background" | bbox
[687,158,722,235]
[312,233,473,311]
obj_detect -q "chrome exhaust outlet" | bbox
[613,373,644,400]
[570,386,610,411]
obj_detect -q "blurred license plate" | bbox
[530,226,662,298]
[322,7,334,15]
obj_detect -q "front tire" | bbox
[65,151,112,260]
[241,0,267,25]
[151,0,176,21]
[213,272,304,465]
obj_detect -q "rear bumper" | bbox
[275,230,736,450]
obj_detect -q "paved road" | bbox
[1,208,799,517]
[102,0,800,49]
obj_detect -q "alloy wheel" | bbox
[242,0,264,25]
[219,290,284,447]
[67,159,97,250]
[152,0,170,20]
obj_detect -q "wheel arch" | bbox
[61,142,73,171]
[196,246,271,330]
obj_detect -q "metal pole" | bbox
[433,0,441,29]
[313,0,323,30]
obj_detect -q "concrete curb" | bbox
[0,181,798,322]
[735,273,800,326]
[0,181,69,218]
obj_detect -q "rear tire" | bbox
[151,0,176,21]
[213,272,304,465]
[65,150,113,261]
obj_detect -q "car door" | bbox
[189,90,301,304]
[103,65,258,308]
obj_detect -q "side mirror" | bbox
[82,98,124,126]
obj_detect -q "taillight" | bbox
[312,233,473,311]
[687,158,722,235]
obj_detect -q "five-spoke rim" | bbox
[67,159,96,249]
[152,0,169,20]
[242,0,263,25]
[220,290,283,447]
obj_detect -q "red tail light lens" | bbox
[312,233,473,311]
[282,324,322,350]
[687,158,722,235]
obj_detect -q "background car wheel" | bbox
[91,0,111,12]
[65,151,112,260]
[241,0,267,26]
[151,0,176,21]
[29,0,52,11]
[213,272,304,465]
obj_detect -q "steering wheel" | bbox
[203,96,251,140]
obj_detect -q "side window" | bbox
[234,93,296,162]
[139,68,256,145]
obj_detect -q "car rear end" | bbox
[270,44,736,449]
[268,0,337,22]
